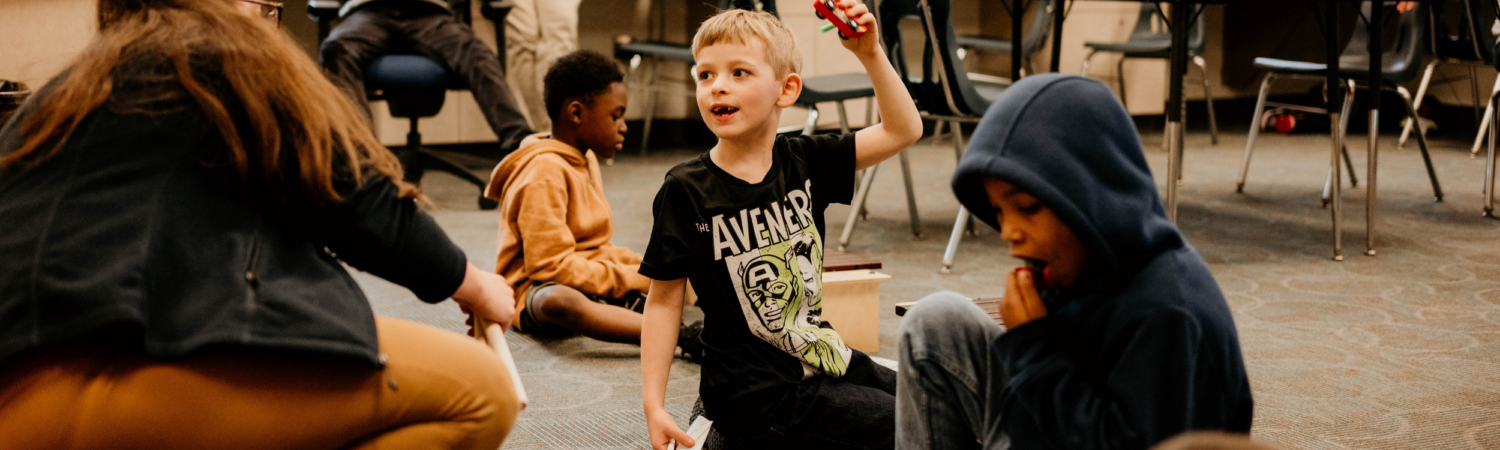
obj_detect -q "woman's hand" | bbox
[452,263,516,334]
[647,407,693,450]
[1001,268,1048,329]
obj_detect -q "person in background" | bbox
[319,0,533,156]
[504,0,580,133]
[487,49,705,357]
[0,1,519,447]
[895,74,1253,450]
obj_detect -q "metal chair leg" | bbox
[899,150,922,238]
[1325,82,1358,207]
[1472,76,1500,157]
[1398,59,1438,148]
[834,101,866,220]
[951,121,974,235]
[638,59,661,155]
[1080,50,1097,77]
[1329,82,1348,261]
[941,121,971,274]
[801,106,820,136]
[1487,92,1498,217]
[1396,86,1443,202]
[839,164,878,252]
[864,97,874,128]
[1193,56,1219,145]
[1116,57,1128,110]
[1236,73,1276,193]
[940,207,968,274]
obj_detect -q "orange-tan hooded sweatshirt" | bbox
[485,139,651,316]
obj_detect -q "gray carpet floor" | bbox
[354,129,1500,449]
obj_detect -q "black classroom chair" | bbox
[1237,1,1442,205]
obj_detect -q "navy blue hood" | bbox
[951,74,1183,286]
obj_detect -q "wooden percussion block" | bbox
[820,269,890,352]
[895,298,1003,326]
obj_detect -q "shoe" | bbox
[620,291,648,314]
[678,320,705,363]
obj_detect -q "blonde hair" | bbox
[691,9,801,76]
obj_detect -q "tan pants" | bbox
[0,317,518,450]
[504,0,581,132]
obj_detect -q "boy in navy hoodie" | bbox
[895,74,1254,450]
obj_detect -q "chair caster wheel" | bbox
[1483,209,1494,218]
[1434,195,1443,202]
[479,197,499,210]
[1235,184,1244,194]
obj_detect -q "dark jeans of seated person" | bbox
[721,350,897,450]
[0,317,518,449]
[320,2,533,155]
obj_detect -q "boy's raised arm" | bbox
[840,0,923,171]
[641,277,695,450]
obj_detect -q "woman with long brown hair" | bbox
[0,0,520,447]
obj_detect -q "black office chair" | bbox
[1238,1,1441,204]
[310,1,509,210]
[615,0,774,155]
[955,0,1055,79]
[876,0,1005,272]
[1081,3,1219,145]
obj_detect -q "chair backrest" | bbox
[876,0,990,118]
[1127,4,1206,56]
[1340,1,1427,83]
[722,0,777,16]
[1446,0,1496,63]
[1018,0,1055,57]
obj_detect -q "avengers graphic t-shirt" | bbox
[639,133,856,425]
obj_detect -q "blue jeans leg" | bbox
[896,292,1010,450]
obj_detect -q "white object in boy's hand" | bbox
[667,416,713,450]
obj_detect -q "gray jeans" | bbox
[896,292,1012,450]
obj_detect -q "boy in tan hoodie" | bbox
[485,50,702,358]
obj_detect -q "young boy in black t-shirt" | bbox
[636,4,922,449]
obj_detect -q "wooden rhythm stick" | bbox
[472,316,529,410]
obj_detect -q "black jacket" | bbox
[951,74,1254,449]
[0,65,467,368]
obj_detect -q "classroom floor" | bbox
[354,128,1500,449]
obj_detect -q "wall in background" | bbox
[7,0,1490,142]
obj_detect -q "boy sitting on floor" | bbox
[487,49,703,357]
[637,3,923,449]
[896,74,1254,450]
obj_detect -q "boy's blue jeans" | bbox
[896,292,1012,450]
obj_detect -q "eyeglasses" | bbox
[238,0,283,28]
